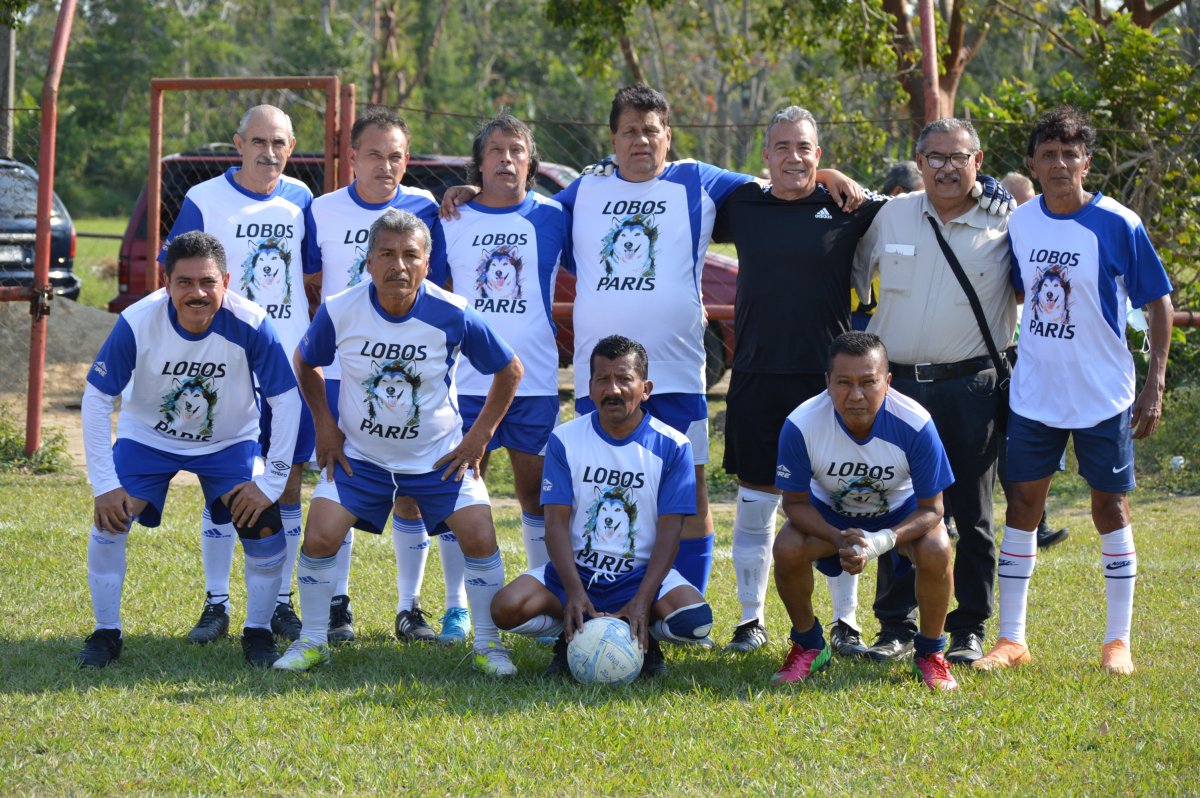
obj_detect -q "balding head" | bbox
[232,104,297,194]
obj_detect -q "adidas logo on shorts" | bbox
[815,208,833,220]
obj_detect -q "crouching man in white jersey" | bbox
[491,335,713,678]
[976,107,1173,676]
[78,231,300,669]
[274,209,524,676]
[771,332,959,690]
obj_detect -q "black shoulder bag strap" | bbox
[926,216,1011,390]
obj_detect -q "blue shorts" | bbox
[1006,406,1135,493]
[311,456,490,535]
[460,394,559,455]
[259,388,316,464]
[575,392,709,465]
[113,438,259,528]
[816,550,912,579]
[536,561,692,614]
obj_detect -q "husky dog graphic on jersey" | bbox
[600,213,658,278]
[240,237,292,305]
[362,358,422,426]
[159,375,218,438]
[347,246,367,287]
[1031,264,1071,325]
[582,485,638,559]
[474,245,524,300]
[831,474,889,517]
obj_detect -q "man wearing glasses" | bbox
[853,118,1019,667]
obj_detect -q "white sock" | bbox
[439,532,468,609]
[997,526,1038,644]
[200,505,235,607]
[826,572,860,630]
[731,486,780,624]
[334,529,353,596]
[241,531,286,630]
[505,615,563,637]
[522,512,549,569]
[87,525,128,630]
[278,503,302,605]
[464,550,505,650]
[296,551,337,645]
[392,516,430,613]
[1101,525,1137,645]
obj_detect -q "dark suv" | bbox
[110,148,736,387]
[0,158,79,299]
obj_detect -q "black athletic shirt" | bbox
[712,182,886,374]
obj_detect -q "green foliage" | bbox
[1132,385,1200,494]
[0,0,33,29]
[0,405,73,474]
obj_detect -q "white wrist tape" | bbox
[854,528,896,562]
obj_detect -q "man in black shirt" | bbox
[712,106,887,656]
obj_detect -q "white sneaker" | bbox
[272,638,331,672]
[473,642,517,676]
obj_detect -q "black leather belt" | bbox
[889,354,994,383]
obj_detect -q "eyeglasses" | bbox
[921,151,976,169]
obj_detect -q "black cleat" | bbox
[830,620,869,658]
[394,601,436,643]
[543,634,570,678]
[271,597,302,642]
[866,632,915,662]
[188,599,230,644]
[945,631,985,665]
[725,619,768,653]
[78,628,122,669]
[242,627,280,667]
[328,594,355,644]
[640,638,668,678]
[1037,524,1070,548]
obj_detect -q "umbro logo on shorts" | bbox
[814,208,833,220]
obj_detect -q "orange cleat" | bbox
[1101,639,1135,675]
[973,637,1031,671]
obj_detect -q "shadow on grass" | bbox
[0,632,905,712]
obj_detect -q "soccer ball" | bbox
[567,617,644,685]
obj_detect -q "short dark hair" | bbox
[468,113,539,191]
[1026,106,1095,157]
[165,230,226,276]
[882,161,922,195]
[590,335,649,380]
[368,208,431,257]
[350,106,411,150]
[609,84,670,133]
[827,331,888,370]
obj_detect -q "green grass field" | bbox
[1,464,1197,795]
[72,217,124,309]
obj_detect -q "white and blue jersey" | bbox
[541,410,696,578]
[304,182,445,384]
[87,288,297,456]
[776,390,954,532]
[436,193,569,397]
[554,161,751,396]
[298,280,515,473]
[1007,193,1172,428]
[163,168,314,362]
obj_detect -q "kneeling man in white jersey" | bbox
[771,332,959,690]
[977,107,1173,676]
[491,335,713,678]
[275,208,524,676]
[79,231,301,669]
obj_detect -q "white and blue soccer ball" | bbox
[567,617,644,685]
